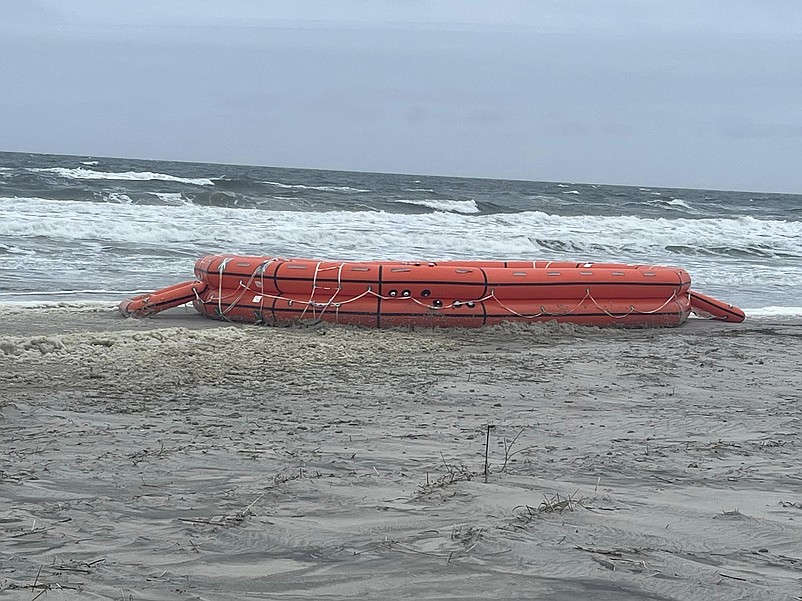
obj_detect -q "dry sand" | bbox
[1,304,802,600]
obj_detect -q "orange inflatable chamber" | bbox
[119,254,746,327]
[119,280,207,318]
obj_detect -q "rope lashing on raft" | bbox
[317,261,346,318]
[216,257,231,319]
[586,288,684,319]
[214,257,280,321]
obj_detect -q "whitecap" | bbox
[394,198,480,214]
[108,193,133,204]
[153,192,188,205]
[261,181,369,193]
[29,167,215,186]
[667,198,694,210]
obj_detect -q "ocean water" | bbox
[1,151,800,317]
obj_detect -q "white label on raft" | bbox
[252,295,262,303]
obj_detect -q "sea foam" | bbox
[742,306,802,318]
[3,197,801,262]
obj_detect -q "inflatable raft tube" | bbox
[689,291,746,323]
[188,254,694,327]
[119,280,206,318]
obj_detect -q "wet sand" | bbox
[2,304,802,600]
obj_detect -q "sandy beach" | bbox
[2,304,801,600]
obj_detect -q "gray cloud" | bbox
[2,1,801,192]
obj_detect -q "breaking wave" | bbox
[29,167,215,186]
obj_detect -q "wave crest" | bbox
[262,181,369,193]
[393,198,480,214]
[29,167,215,186]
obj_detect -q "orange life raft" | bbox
[119,254,745,327]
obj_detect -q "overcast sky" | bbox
[2,1,801,193]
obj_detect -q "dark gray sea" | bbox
[1,151,800,316]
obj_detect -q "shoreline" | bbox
[2,307,801,600]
